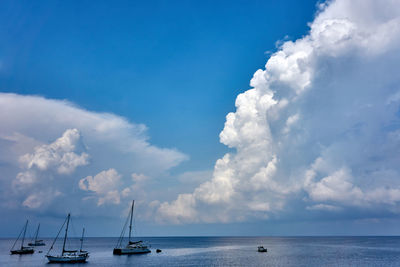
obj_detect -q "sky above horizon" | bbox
[2,0,400,237]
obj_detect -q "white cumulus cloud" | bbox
[0,93,187,213]
[19,128,89,175]
[79,168,133,206]
[158,0,400,223]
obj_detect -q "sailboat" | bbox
[79,228,88,255]
[10,220,34,254]
[28,223,46,246]
[46,213,89,263]
[113,200,151,255]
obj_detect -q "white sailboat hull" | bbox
[46,214,89,263]
[46,254,88,263]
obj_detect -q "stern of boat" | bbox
[113,248,122,255]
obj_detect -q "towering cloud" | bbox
[158,0,400,223]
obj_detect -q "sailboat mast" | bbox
[35,223,40,242]
[80,228,85,251]
[62,213,70,255]
[21,220,28,249]
[128,200,134,242]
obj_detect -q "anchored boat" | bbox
[46,213,89,263]
[10,220,34,254]
[28,223,45,246]
[113,200,151,255]
[258,246,267,252]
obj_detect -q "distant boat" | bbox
[113,200,151,255]
[258,246,267,252]
[46,213,89,263]
[10,220,34,254]
[28,223,45,246]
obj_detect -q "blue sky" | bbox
[0,0,317,171]
[2,0,400,237]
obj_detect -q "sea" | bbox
[1,236,400,266]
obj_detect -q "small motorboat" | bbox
[156,249,162,253]
[10,220,34,255]
[258,246,267,252]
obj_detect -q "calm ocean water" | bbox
[1,236,400,266]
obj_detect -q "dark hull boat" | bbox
[10,220,34,255]
[258,246,267,252]
[113,200,151,255]
[113,248,150,255]
[10,247,34,254]
[46,214,89,263]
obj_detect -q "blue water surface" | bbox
[1,236,400,266]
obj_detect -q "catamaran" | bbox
[28,223,45,246]
[10,220,34,254]
[46,213,89,263]
[113,200,151,255]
